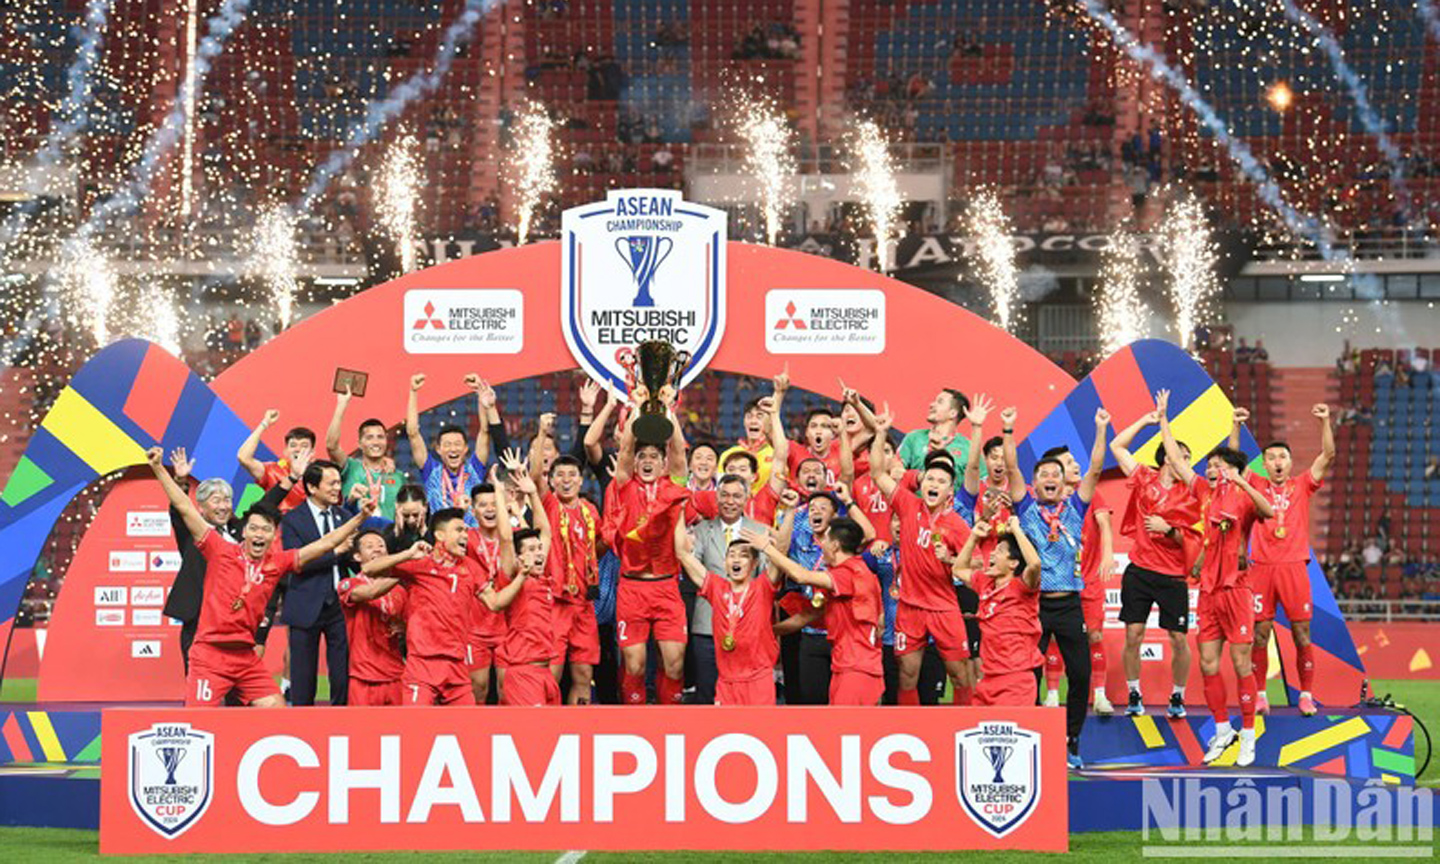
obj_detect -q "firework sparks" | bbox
[378,133,421,273]
[735,93,797,246]
[510,101,558,246]
[966,189,1021,333]
[1158,194,1220,352]
[252,204,299,329]
[851,120,902,273]
[134,282,181,355]
[1096,231,1148,357]
[56,236,117,346]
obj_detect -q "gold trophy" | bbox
[620,340,691,446]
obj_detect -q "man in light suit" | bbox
[281,460,355,705]
[688,474,772,704]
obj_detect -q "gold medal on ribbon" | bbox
[1275,525,1287,539]
[811,591,826,608]
[721,633,736,651]
[889,583,900,600]
[1219,519,1231,533]
[567,581,580,596]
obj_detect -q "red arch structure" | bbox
[215,242,1073,451]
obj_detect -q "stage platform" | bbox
[0,701,1424,833]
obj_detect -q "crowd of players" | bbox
[144,366,1335,769]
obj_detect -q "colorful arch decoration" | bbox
[0,241,1361,702]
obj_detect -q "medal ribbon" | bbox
[440,464,469,507]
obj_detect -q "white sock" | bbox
[1047,688,1059,698]
[1300,690,1312,700]
[1213,721,1233,738]
[1240,727,1256,743]
[1172,684,1186,698]
[1094,686,1107,698]
[281,676,291,690]
[1127,679,1141,693]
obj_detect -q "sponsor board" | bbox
[127,723,214,838]
[101,708,1067,853]
[132,609,164,626]
[403,289,523,354]
[131,640,162,659]
[96,609,126,626]
[764,289,886,355]
[1140,643,1167,662]
[561,189,727,396]
[149,551,182,573]
[96,586,127,607]
[126,511,171,537]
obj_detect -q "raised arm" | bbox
[742,528,833,591]
[1110,410,1158,477]
[961,395,994,495]
[947,522,987,585]
[354,541,430,599]
[405,373,429,466]
[479,565,528,612]
[764,395,791,495]
[664,387,688,478]
[612,386,642,486]
[236,409,279,483]
[295,497,376,569]
[1155,390,1195,485]
[1008,515,1043,589]
[583,383,616,467]
[869,405,898,498]
[835,482,875,543]
[492,467,519,576]
[673,521,708,590]
[1227,406,1249,452]
[1310,403,1335,482]
[146,448,209,540]
[1222,462,1275,519]
[838,420,856,488]
[325,387,352,468]
[529,412,555,492]
[1000,406,1026,501]
[1078,408,1110,503]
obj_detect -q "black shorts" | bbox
[955,582,982,657]
[1119,563,1190,633]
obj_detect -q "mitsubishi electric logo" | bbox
[412,301,446,330]
[774,301,807,330]
[765,289,886,355]
[402,290,523,354]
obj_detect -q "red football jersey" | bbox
[394,553,481,660]
[1080,490,1112,585]
[1248,472,1321,564]
[259,461,308,513]
[890,485,969,611]
[498,570,555,666]
[337,575,407,682]
[464,528,507,641]
[1122,465,1196,576]
[606,476,688,575]
[1192,476,1260,593]
[961,479,1015,562]
[851,475,893,544]
[544,493,601,605]
[823,556,883,675]
[195,529,298,646]
[788,443,842,488]
[701,574,778,682]
[971,572,1042,675]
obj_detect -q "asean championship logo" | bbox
[955,722,1042,837]
[128,723,214,839]
[561,189,727,396]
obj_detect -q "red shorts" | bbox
[350,678,404,706]
[1198,586,1256,645]
[186,642,279,706]
[466,637,502,672]
[977,670,1038,707]
[617,576,687,647]
[829,669,884,706]
[715,675,774,706]
[894,601,970,661]
[1081,588,1105,634]
[402,654,476,706]
[552,601,601,665]
[1249,562,1313,623]
[501,664,561,706]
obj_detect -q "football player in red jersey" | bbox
[336,530,409,706]
[942,517,1043,706]
[1228,403,1334,716]
[146,448,372,707]
[674,521,782,705]
[464,482,509,703]
[1159,393,1274,766]
[746,518,885,706]
[536,452,605,704]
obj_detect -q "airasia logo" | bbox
[412,302,446,330]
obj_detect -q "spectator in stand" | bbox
[1375,358,1394,385]
[1253,339,1269,362]
[1236,339,1254,363]
[1377,510,1392,546]
[1362,536,1384,567]
[1424,455,1440,481]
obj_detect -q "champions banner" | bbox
[100,707,1068,854]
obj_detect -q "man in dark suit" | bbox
[161,447,296,669]
[281,460,355,705]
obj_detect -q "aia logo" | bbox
[774,301,807,330]
[412,301,445,330]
